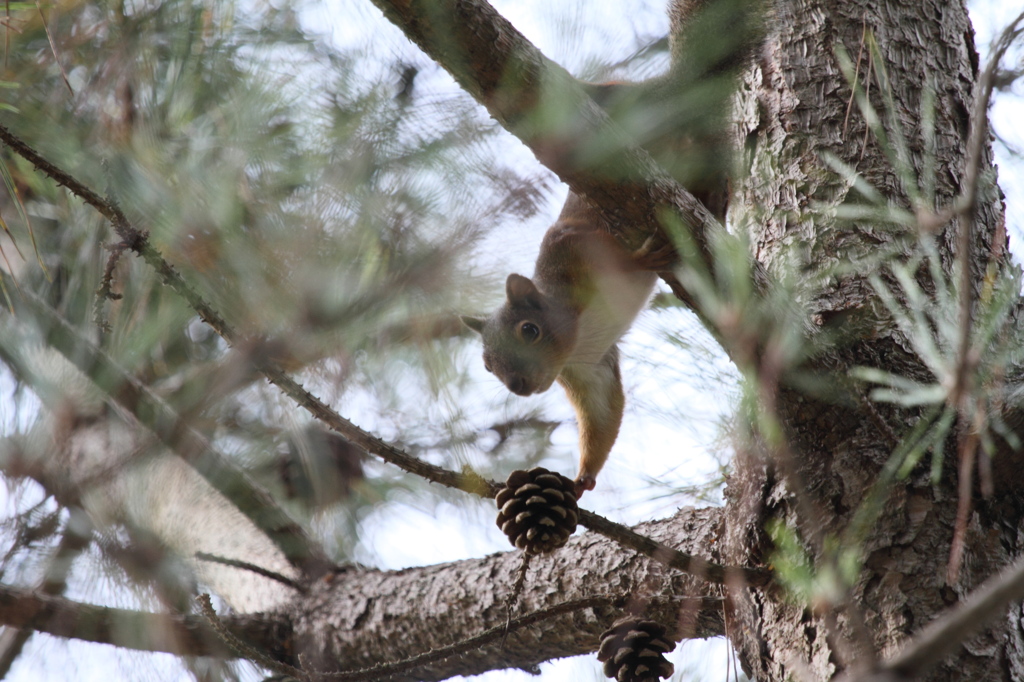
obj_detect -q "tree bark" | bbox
[724,0,1019,679]
[288,507,726,681]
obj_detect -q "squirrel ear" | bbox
[505,274,543,309]
[460,315,486,334]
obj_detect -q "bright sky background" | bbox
[2,0,1024,680]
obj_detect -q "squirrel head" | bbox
[462,273,578,396]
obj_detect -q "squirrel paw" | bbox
[573,474,597,499]
[631,235,677,271]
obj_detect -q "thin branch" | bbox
[0,125,771,588]
[754,340,876,664]
[951,8,1024,397]
[957,10,1024,227]
[34,0,73,96]
[0,121,495,497]
[197,594,307,680]
[503,552,533,628]
[947,7,1024,581]
[578,509,770,588]
[93,239,129,334]
[0,125,122,228]
[203,590,715,682]
[260,361,499,497]
[1,280,331,576]
[841,16,868,139]
[0,512,92,676]
[595,36,669,79]
[263,362,762,592]
[0,582,280,657]
[367,0,771,308]
[195,553,305,593]
[948,422,980,583]
[840,553,1024,682]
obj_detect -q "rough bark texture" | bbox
[725,0,1021,680]
[288,507,726,680]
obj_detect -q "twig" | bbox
[367,0,773,301]
[34,0,73,97]
[949,399,990,583]
[947,8,1024,581]
[841,15,868,139]
[856,390,900,449]
[197,594,308,681]
[505,554,532,616]
[502,553,533,649]
[758,344,877,666]
[578,509,771,587]
[0,124,132,234]
[839,553,1024,682]
[947,433,977,583]
[951,8,1024,403]
[0,125,771,588]
[1,280,331,576]
[93,240,128,334]
[0,124,496,496]
[0,513,92,676]
[859,48,873,165]
[195,552,305,593]
[721,583,733,682]
[260,362,500,498]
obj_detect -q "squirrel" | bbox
[462,192,657,497]
[463,0,760,496]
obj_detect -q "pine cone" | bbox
[495,467,579,554]
[597,617,677,682]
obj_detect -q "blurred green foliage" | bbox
[0,0,570,565]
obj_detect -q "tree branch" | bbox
[195,553,304,592]
[0,127,770,588]
[0,508,730,678]
[579,509,770,588]
[0,511,92,676]
[298,506,731,681]
[0,279,330,576]
[948,4,1024,586]
[0,119,493,498]
[367,0,771,309]
[0,582,286,658]
[313,596,646,681]
[197,593,307,679]
[838,552,1024,682]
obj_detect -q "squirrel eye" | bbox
[519,322,540,343]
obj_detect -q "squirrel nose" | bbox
[507,377,531,396]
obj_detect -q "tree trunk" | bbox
[725,0,1018,679]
